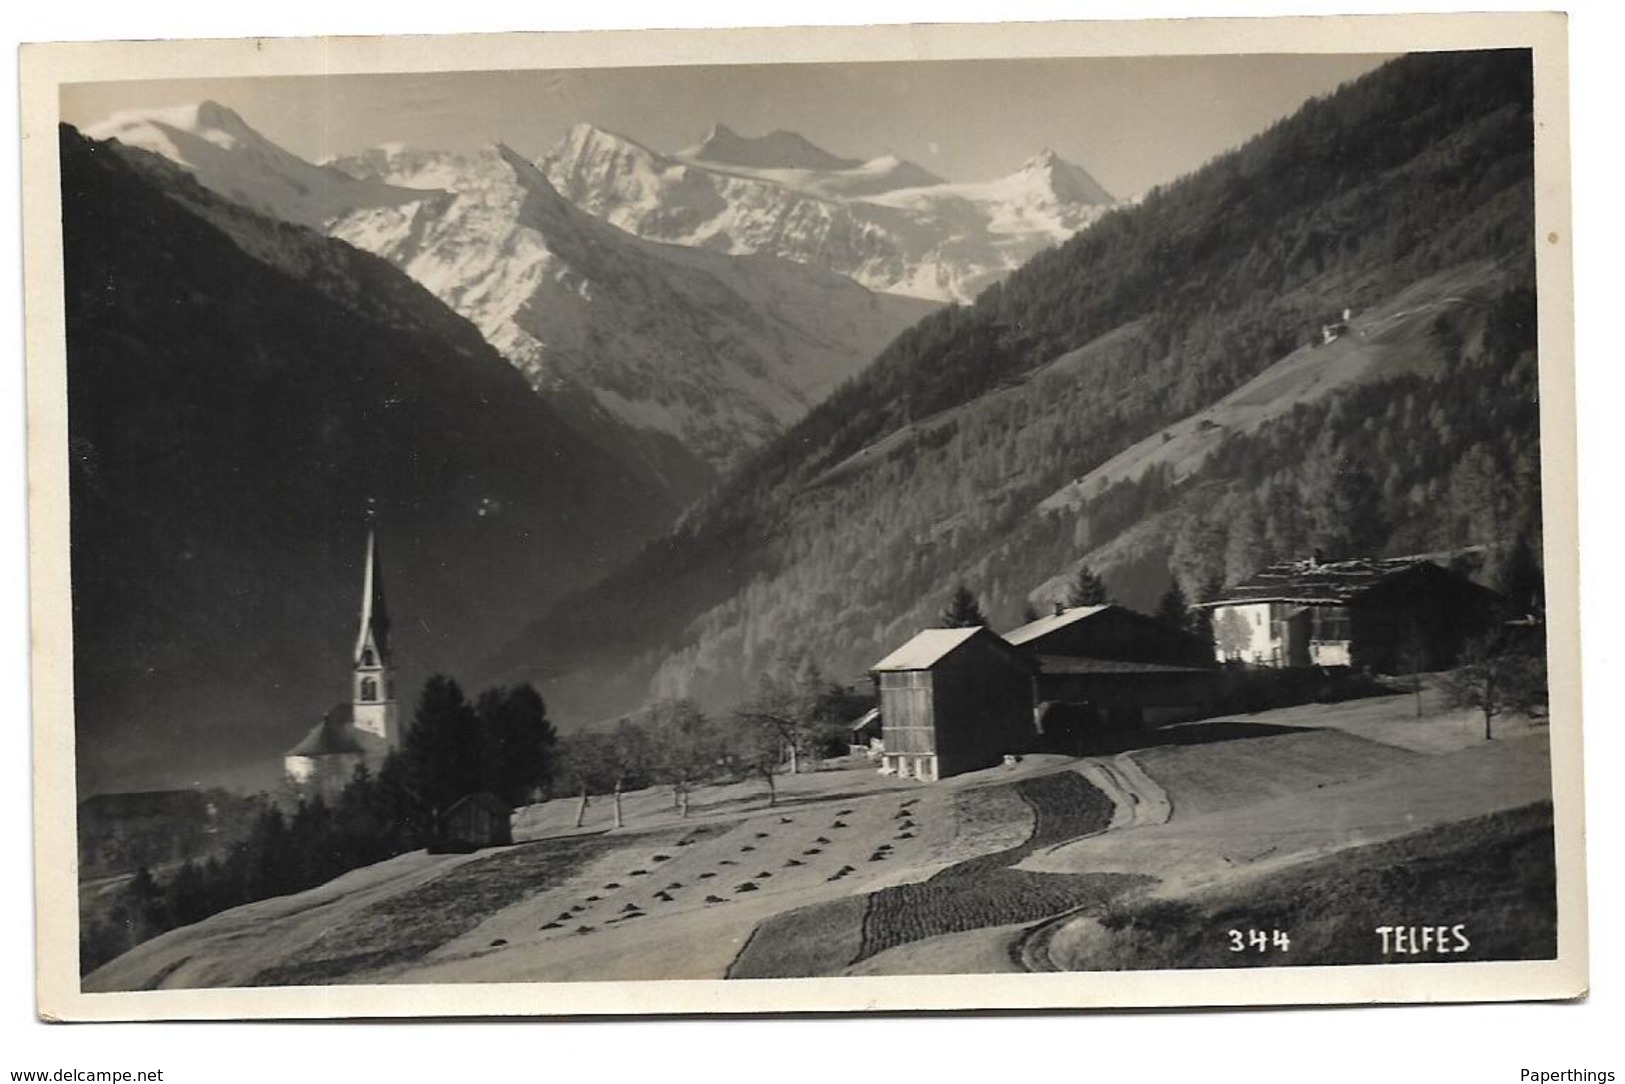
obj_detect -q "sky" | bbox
[60,53,1390,198]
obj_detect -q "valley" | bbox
[496,50,1540,725]
[82,686,1554,988]
[60,51,1553,991]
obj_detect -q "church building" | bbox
[283,529,401,800]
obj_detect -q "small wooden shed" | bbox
[871,627,1035,781]
[431,792,514,853]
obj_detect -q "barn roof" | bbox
[1004,605,1111,646]
[1199,557,1435,606]
[872,627,991,671]
[446,791,512,817]
[1036,655,1211,675]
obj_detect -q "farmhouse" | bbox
[1006,604,1219,751]
[871,627,1034,781]
[1199,556,1500,671]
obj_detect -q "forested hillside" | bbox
[488,50,1541,722]
[62,127,675,792]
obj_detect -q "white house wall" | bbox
[1211,602,1278,665]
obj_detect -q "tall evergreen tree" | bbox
[475,683,558,807]
[401,675,484,821]
[1065,564,1111,607]
[939,583,987,628]
[1155,582,1191,631]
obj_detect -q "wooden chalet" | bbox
[1198,556,1500,671]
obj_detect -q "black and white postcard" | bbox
[20,11,1586,1019]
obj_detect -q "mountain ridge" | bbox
[685,122,864,171]
[93,103,938,491]
[328,139,937,475]
[87,101,435,230]
[490,50,1542,726]
[541,121,1114,302]
[61,125,677,794]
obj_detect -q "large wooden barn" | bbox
[1005,604,1219,752]
[1005,604,1213,669]
[1199,556,1501,671]
[871,627,1035,781]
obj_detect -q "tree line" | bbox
[80,680,557,975]
[556,659,869,826]
[81,663,873,975]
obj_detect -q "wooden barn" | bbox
[430,792,513,853]
[1005,605,1219,751]
[1199,556,1501,671]
[1006,604,1214,669]
[871,627,1035,781]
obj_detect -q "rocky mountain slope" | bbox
[491,50,1542,724]
[61,126,676,794]
[327,142,935,476]
[89,104,938,493]
[541,122,1117,303]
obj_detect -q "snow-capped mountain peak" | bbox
[87,100,434,230]
[1011,147,1115,206]
[541,123,1118,303]
[684,123,863,172]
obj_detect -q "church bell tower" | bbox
[351,528,399,748]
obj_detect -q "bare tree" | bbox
[605,720,653,828]
[734,672,807,775]
[554,731,612,828]
[725,708,787,808]
[1442,635,1547,741]
[645,699,721,818]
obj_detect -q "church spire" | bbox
[353,527,391,665]
[351,527,399,748]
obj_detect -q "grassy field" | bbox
[249,833,644,986]
[1132,728,1419,819]
[86,693,1556,988]
[1055,802,1556,970]
[730,771,1144,978]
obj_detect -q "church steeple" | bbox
[351,528,399,748]
[354,528,391,666]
